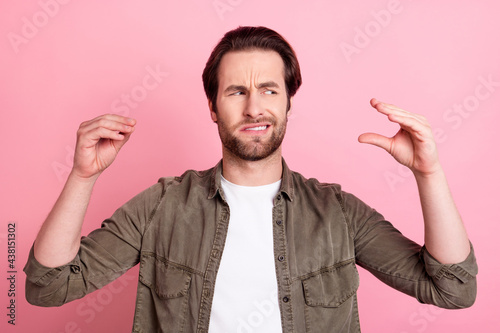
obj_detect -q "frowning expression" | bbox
[210,50,290,161]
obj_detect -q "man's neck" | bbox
[221,149,283,186]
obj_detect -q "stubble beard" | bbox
[217,116,287,162]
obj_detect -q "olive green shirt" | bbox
[24,160,477,332]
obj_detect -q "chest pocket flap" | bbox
[302,259,359,308]
[139,253,192,299]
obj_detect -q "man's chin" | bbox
[232,144,281,162]
[220,129,285,162]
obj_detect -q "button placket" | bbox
[272,192,294,331]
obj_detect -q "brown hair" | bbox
[202,26,302,112]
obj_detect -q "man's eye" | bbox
[231,91,244,96]
[263,90,276,95]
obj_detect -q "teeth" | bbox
[246,126,267,131]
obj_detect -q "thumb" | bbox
[358,133,391,153]
[114,128,135,152]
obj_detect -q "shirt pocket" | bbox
[139,253,192,298]
[302,259,359,307]
[301,260,360,332]
[135,253,192,332]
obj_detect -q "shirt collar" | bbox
[208,158,294,202]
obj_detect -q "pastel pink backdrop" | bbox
[1,1,498,332]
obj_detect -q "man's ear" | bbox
[287,97,294,117]
[209,100,217,122]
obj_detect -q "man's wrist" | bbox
[68,170,100,186]
[412,164,445,183]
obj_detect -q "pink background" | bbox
[1,1,499,332]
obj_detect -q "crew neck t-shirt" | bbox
[208,176,282,333]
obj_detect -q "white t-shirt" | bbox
[208,176,283,333]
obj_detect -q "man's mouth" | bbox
[244,125,268,131]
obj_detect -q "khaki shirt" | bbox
[24,160,477,332]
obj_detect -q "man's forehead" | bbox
[218,49,285,85]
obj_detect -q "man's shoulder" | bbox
[282,166,346,205]
[159,167,214,182]
[288,168,343,192]
[156,163,218,192]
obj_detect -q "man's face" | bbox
[210,50,290,161]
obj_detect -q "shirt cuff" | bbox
[421,242,478,283]
[23,244,80,287]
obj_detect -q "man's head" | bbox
[202,27,302,162]
[202,26,302,113]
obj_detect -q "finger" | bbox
[79,114,136,132]
[371,98,411,117]
[116,129,134,149]
[79,127,132,148]
[82,117,136,132]
[386,113,431,141]
[109,132,133,154]
[81,114,136,127]
[78,117,136,138]
[370,98,428,124]
[358,132,392,153]
[371,98,408,113]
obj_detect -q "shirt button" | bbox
[211,250,220,258]
[70,265,81,273]
[277,194,282,200]
[282,296,289,303]
[278,255,285,262]
[276,220,283,226]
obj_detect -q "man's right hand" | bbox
[72,114,136,180]
[33,114,136,267]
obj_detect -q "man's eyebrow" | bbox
[223,81,281,94]
[257,81,280,89]
[224,85,247,94]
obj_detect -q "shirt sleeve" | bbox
[23,179,168,307]
[339,190,478,309]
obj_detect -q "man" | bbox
[25,26,477,332]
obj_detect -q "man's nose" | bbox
[244,93,264,118]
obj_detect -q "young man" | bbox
[25,26,477,332]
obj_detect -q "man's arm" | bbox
[34,114,136,267]
[358,98,470,264]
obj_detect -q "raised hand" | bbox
[358,98,471,264]
[72,114,137,180]
[33,114,136,266]
[358,98,441,177]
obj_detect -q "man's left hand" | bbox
[358,98,441,177]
